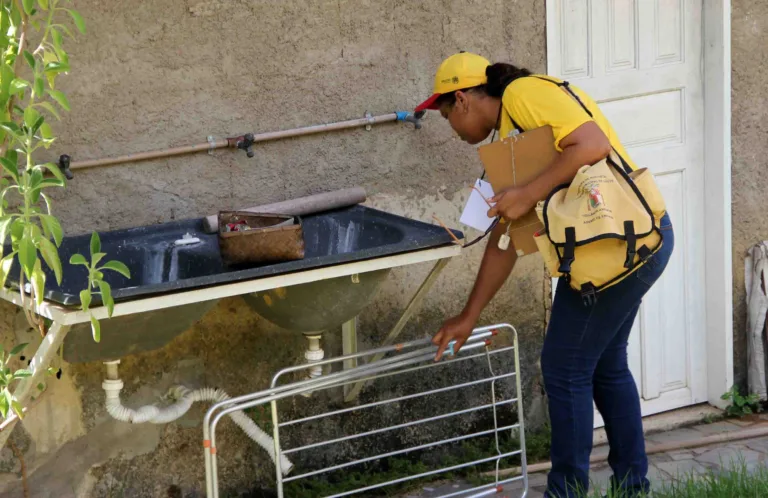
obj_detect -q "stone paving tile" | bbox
[647,462,673,491]
[690,420,743,436]
[655,459,710,480]
[695,446,765,472]
[745,436,768,454]
[646,428,702,444]
[667,449,695,461]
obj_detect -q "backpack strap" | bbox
[532,76,634,175]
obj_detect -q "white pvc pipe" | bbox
[102,366,293,474]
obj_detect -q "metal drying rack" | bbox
[203,324,529,497]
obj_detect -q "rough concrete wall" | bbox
[731,0,768,388]
[0,1,547,496]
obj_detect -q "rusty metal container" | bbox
[218,211,305,266]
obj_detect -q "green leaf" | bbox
[38,178,64,188]
[91,252,106,266]
[744,406,754,415]
[46,89,69,111]
[39,122,53,141]
[51,28,63,52]
[22,0,34,15]
[11,400,23,419]
[22,50,35,70]
[0,157,18,181]
[67,9,85,34]
[54,23,74,39]
[31,261,45,305]
[0,253,14,288]
[24,106,39,130]
[37,162,65,184]
[29,168,43,190]
[10,78,30,95]
[10,219,24,244]
[101,260,130,279]
[39,215,62,246]
[0,216,13,246]
[36,383,44,392]
[90,232,101,257]
[90,316,100,343]
[10,343,27,356]
[0,63,14,105]
[34,76,44,98]
[0,121,20,135]
[38,237,61,284]
[98,280,113,317]
[32,115,44,135]
[18,232,36,277]
[44,61,69,74]
[13,369,31,378]
[69,253,87,265]
[36,102,59,120]
[0,392,8,419]
[38,0,49,11]
[80,289,91,311]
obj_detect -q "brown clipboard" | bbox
[476,126,559,255]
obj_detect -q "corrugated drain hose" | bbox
[101,361,293,475]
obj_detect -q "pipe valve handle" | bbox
[236,133,255,158]
[59,154,74,180]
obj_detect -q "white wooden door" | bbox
[546,0,707,427]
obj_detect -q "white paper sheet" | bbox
[459,179,495,232]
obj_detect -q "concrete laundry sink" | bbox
[4,205,461,362]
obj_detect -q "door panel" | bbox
[546,0,706,427]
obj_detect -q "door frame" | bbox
[544,0,733,410]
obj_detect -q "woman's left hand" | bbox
[487,187,535,221]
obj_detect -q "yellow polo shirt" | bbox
[498,75,637,171]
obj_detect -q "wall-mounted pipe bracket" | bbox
[207,136,216,155]
[364,111,374,131]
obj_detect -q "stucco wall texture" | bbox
[732,0,768,388]
[0,1,548,496]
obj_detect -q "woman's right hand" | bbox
[432,313,476,362]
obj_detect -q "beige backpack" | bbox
[529,78,667,305]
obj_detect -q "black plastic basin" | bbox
[5,205,462,307]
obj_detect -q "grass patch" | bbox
[558,459,768,497]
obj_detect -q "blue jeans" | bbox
[542,214,674,497]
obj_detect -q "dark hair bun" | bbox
[485,63,532,97]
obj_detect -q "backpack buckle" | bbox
[559,227,576,273]
[581,283,598,307]
[558,258,574,274]
[637,245,653,263]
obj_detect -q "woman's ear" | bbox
[454,91,470,113]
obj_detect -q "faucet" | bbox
[397,110,425,130]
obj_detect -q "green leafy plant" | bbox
[721,385,764,417]
[0,1,129,421]
[0,341,29,418]
[70,232,130,342]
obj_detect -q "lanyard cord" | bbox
[464,101,506,248]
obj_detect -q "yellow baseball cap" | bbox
[415,52,491,112]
